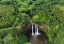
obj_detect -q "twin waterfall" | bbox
[32,24,39,35]
[30,20,39,35]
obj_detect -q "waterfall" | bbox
[32,24,34,35]
[35,24,39,35]
[32,24,40,35]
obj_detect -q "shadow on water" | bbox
[26,25,49,44]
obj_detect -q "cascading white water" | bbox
[35,24,40,35]
[32,24,40,35]
[32,24,34,35]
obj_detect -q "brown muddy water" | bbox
[26,25,49,44]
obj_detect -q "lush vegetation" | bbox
[0,0,64,44]
[0,5,15,28]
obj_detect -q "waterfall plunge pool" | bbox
[26,24,49,44]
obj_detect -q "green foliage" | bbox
[0,27,19,44]
[46,19,64,44]
[3,33,13,43]
[1,0,14,4]
[21,13,30,26]
[16,0,35,14]
[26,42,31,44]
[18,31,27,44]
[1,0,11,2]
[59,0,64,5]
[18,35,27,44]
[53,24,64,44]
[32,11,50,25]
[13,17,20,26]
[8,40,18,44]
[34,0,44,5]
[0,5,15,28]
[0,0,64,44]
[28,4,35,10]
[52,5,64,24]
[18,6,28,12]
[33,15,39,24]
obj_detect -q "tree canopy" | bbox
[0,0,64,44]
[0,5,15,28]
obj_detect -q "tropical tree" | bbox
[21,13,30,26]
[0,5,15,28]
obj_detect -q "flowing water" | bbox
[32,24,34,35]
[26,24,49,44]
[32,24,40,35]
